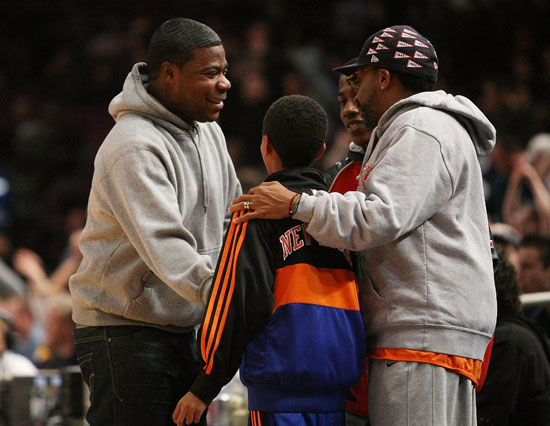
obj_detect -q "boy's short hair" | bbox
[147,18,221,80]
[262,95,328,169]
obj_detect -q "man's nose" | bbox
[218,74,231,90]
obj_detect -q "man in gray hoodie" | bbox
[69,18,241,426]
[231,25,496,426]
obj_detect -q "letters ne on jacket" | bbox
[190,168,366,413]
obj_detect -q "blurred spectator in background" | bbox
[11,228,82,364]
[0,310,37,380]
[13,228,82,299]
[476,248,550,426]
[528,133,550,191]
[502,133,550,237]
[221,21,276,168]
[0,256,26,299]
[489,222,522,272]
[0,171,11,229]
[34,293,76,369]
[518,234,550,294]
[518,234,550,338]
[483,132,524,223]
[0,228,15,265]
[0,294,43,362]
[6,96,87,267]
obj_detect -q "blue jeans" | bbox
[74,325,206,426]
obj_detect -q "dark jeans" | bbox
[74,325,206,426]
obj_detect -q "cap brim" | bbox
[332,62,363,75]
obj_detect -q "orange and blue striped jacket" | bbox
[189,168,366,412]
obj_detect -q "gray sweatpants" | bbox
[368,359,477,426]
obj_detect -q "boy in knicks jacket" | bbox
[173,95,366,426]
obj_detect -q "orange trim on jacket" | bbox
[201,210,249,374]
[250,410,262,426]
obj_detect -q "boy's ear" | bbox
[314,143,327,161]
[262,134,274,154]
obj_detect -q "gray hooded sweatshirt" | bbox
[70,63,241,331]
[295,90,497,361]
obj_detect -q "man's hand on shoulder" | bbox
[229,181,297,223]
[172,391,207,426]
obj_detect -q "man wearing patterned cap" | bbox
[231,24,497,426]
[69,17,241,425]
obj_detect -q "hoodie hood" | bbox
[378,90,496,157]
[108,63,193,132]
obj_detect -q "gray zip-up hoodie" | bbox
[295,90,497,361]
[69,63,242,331]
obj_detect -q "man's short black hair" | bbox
[147,18,221,81]
[390,70,436,93]
[520,234,550,269]
[262,95,328,169]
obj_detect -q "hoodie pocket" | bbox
[359,274,390,331]
[124,273,204,327]
[124,270,153,304]
[139,270,153,289]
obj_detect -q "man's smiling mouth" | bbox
[347,120,363,130]
[207,98,225,108]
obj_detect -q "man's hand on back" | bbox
[230,181,298,223]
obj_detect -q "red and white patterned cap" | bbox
[334,25,438,82]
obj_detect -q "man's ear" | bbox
[159,62,178,83]
[314,143,327,161]
[379,69,391,90]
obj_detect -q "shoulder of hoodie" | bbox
[383,94,473,148]
[95,114,226,169]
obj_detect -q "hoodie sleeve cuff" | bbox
[198,276,213,305]
[292,192,314,223]
[189,370,228,405]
